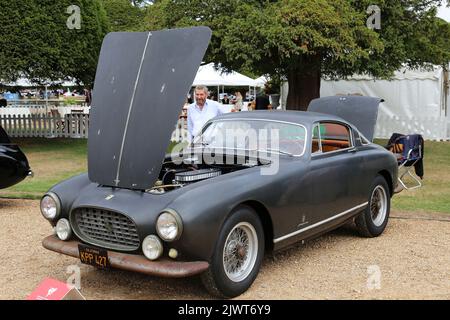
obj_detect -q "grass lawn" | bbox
[0,138,87,199]
[1,138,449,214]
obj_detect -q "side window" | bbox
[315,122,352,153]
[354,129,370,145]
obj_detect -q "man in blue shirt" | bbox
[187,85,223,142]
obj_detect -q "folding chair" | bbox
[387,134,423,190]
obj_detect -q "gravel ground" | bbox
[0,199,448,300]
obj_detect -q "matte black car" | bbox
[0,125,32,189]
[40,27,398,298]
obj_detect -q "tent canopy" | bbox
[193,63,262,87]
[255,75,269,87]
[1,77,79,87]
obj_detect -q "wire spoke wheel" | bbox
[222,222,258,282]
[370,185,387,227]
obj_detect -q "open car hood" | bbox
[88,27,212,190]
[308,96,383,141]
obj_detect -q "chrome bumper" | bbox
[42,235,209,278]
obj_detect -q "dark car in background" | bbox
[39,27,398,298]
[0,125,32,189]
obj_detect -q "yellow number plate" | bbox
[78,244,109,269]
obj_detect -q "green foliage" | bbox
[0,0,109,86]
[144,0,450,86]
[350,0,450,77]
[63,97,79,106]
[101,0,146,31]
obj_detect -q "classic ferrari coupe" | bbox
[40,27,398,298]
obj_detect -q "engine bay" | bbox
[146,155,261,194]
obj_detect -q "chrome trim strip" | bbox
[41,192,61,221]
[115,32,152,186]
[273,202,368,244]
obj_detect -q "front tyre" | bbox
[201,206,264,298]
[356,175,390,237]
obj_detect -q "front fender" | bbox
[47,173,91,225]
[167,167,292,261]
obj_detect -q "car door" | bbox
[303,121,366,226]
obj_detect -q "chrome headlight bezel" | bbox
[55,218,72,241]
[40,192,61,220]
[142,235,163,260]
[156,209,183,242]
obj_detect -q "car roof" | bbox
[213,110,350,127]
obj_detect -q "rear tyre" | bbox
[201,206,264,298]
[356,175,390,237]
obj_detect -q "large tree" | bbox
[101,0,146,31]
[144,0,450,110]
[0,0,109,86]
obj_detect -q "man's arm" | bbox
[215,101,225,115]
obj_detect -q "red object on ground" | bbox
[27,278,84,300]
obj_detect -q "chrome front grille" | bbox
[71,207,140,251]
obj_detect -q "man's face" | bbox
[195,89,207,106]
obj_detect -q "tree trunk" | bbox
[286,57,321,111]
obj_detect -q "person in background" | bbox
[0,95,7,108]
[84,88,92,106]
[232,91,243,111]
[187,85,223,143]
[255,91,271,110]
[247,99,256,111]
[221,94,230,105]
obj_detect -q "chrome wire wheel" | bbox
[222,222,258,283]
[370,185,388,227]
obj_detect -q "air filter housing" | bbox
[175,168,221,183]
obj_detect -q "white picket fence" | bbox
[2,112,447,142]
[375,115,449,141]
[0,106,90,117]
[0,114,89,138]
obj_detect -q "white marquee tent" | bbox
[2,78,78,87]
[192,63,263,101]
[320,65,449,140]
[281,65,449,140]
[193,63,260,87]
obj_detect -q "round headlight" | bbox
[156,210,183,241]
[142,235,163,260]
[56,218,72,241]
[40,193,61,220]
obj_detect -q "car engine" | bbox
[174,168,221,184]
